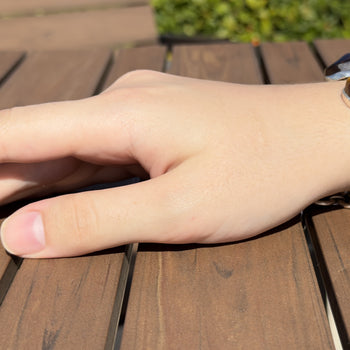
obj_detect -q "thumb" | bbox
[0,174,186,258]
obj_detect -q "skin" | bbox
[0,70,350,258]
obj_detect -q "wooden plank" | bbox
[314,39,350,67]
[102,45,167,90]
[0,51,24,83]
[0,0,148,17]
[260,41,324,83]
[0,6,157,50]
[0,253,127,349]
[308,38,350,349]
[121,43,334,349]
[310,210,350,348]
[0,46,167,349]
[169,43,263,84]
[0,49,111,107]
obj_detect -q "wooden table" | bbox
[0,40,349,350]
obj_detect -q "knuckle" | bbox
[117,69,162,85]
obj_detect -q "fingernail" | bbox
[0,211,45,257]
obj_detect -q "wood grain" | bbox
[170,43,262,84]
[0,6,157,50]
[120,43,333,349]
[0,49,111,108]
[0,253,128,349]
[310,210,350,348]
[260,41,324,83]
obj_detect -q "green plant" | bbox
[151,0,350,43]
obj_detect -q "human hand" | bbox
[0,71,349,258]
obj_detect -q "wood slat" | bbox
[120,43,333,349]
[0,51,24,83]
[102,45,167,90]
[0,6,157,50]
[314,39,350,67]
[309,38,350,349]
[310,210,350,348]
[0,49,111,108]
[0,252,126,349]
[260,41,324,83]
[169,42,263,84]
[0,0,148,17]
[0,46,167,349]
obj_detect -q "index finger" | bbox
[0,96,134,164]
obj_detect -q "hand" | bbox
[0,70,349,258]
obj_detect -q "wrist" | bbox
[288,81,350,201]
[243,81,350,207]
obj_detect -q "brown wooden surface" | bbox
[0,52,23,83]
[102,45,167,90]
[309,38,350,349]
[0,0,148,16]
[120,43,334,350]
[0,46,166,349]
[170,43,262,84]
[314,39,350,66]
[0,49,110,108]
[260,41,324,83]
[0,6,157,50]
[311,209,350,348]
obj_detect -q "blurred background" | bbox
[152,0,350,45]
[0,0,350,50]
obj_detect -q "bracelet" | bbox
[325,53,350,108]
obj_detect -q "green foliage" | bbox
[151,0,350,43]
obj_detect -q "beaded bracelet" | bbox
[325,53,350,108]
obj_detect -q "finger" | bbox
[0,157,80,204]
[0,160,147,205]
[0,170,197,258]
[0,96,133,164]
